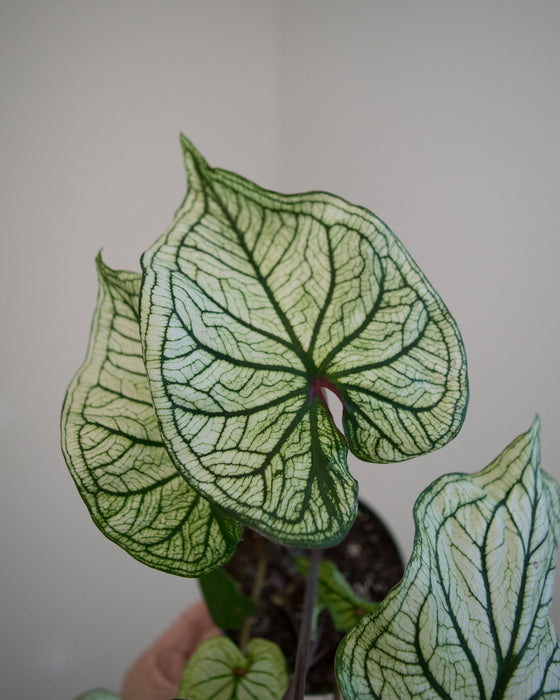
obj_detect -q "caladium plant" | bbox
[61,137,559,700]
[138,136,468,550]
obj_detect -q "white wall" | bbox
[0,2,280,698]
[2,1,560,698]
[276,0,560,632]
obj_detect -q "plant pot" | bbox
[221,501,404,696]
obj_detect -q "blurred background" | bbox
[2,1,560,697]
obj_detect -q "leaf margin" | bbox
[60,253,241,577]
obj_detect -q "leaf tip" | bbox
[94,249,109,277]
[179,131,194,155]
[179,133,209,180]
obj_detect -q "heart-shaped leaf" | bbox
[336,417,560,699]
[61,255,241,576]
[140,136,468,546]
[177,636,289,700]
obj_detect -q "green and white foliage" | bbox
[74,691,121,700]
[140,135,468,547]
[61,255,240,576]
[336,418,560,699]
[177,636,289,700]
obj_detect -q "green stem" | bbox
[283,548,323,700]
[239,552,268,655]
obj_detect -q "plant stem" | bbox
[283,548,323,700]
[239,552,268,655]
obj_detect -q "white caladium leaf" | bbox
[61,255,240,576]
[75,691,121,700]
[140,136,468,546]
[336,418,560,699]
[177,636,289,700]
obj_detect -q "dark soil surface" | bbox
[223,503,404,695]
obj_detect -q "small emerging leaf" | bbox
[199,567,255,630]
[336,417,560,699]
[61,254,241,576]
[177,636,289,700]
[140,136,468,546]
[296,557,378,633]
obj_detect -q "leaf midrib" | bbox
[170,269,307,360]
[194,157,315,375]
[170,285,307,377]
[489,459,548,699]
[435,502,488,699]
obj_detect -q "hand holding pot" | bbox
[121,601,219,700]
